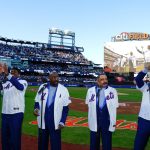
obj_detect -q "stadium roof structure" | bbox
[0,28,84,52]
[0,36,40,45]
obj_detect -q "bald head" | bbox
[49,71,59,86]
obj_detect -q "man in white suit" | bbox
[0,64,28,150]
[134,63,150,150]
[86,73,119,150]
[34,71,71,150]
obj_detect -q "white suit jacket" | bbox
[86,86,119,132]
[137,83,150,120]
[2,79,28,114]
[35,83,71,129]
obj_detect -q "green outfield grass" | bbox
[61,112,150,150]
[68,87,142,102]
[0,86,150,149]
[116,88,142,102]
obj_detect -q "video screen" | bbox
[104,41,150,73]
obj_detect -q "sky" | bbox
[0,0,150,66]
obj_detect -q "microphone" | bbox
[38,83,48,94]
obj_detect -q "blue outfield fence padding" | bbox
[110,85,136,89]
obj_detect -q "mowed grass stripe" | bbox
[68,87,142,102]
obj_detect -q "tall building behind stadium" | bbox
[0,28,103,87]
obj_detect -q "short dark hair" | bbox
[97,72,106,78]
[11,67,21,74]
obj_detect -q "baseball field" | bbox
[0,86,150,150]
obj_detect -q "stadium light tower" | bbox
[48,28,75,47]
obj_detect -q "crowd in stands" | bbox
[0,42,103,87]
[0,41,136,86]
[20,63,102,75]
[21,75,96,87]
[0,43,90,64]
